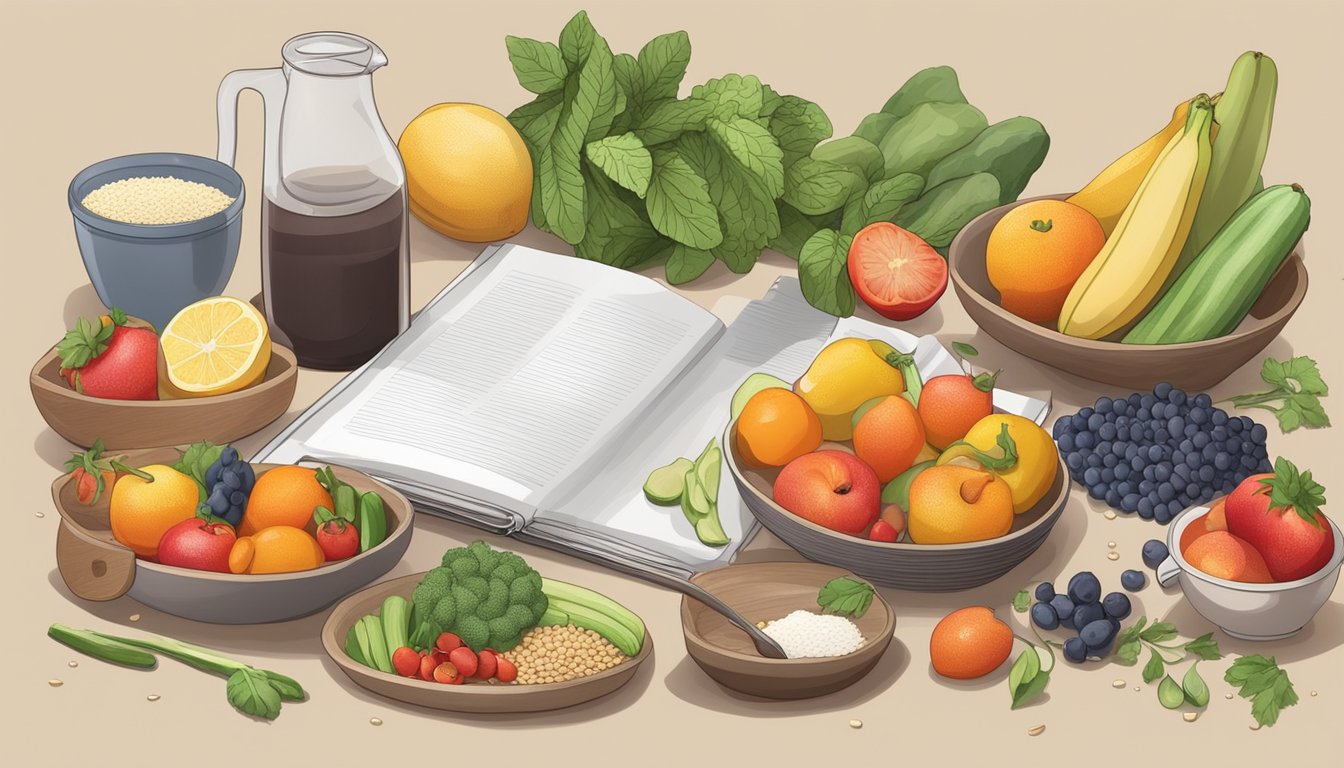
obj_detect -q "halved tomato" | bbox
[847,222,948,320]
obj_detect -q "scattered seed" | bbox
[48,679,63,687]
[1107,552,1120,561]
[755,621,767,629]
[147,694,160,702]
[35,512,46,518]
[1249,723,1262,731]
[1103,510,1117,520]
[1134,686,1141,692]
[369,717,383,726]
[1107,541,1117,549]
[849,719,862,729]
[1027,724,1046,737]
[1183,712,1198,722]
[128,614,141,622]
[1112,679,1125,689]
[1311,690,1318,697]
[68,661,78,668]
[1225,693,1234,700]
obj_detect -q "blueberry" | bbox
[1096,397,1114,414]
[1118,481,1135,496]
[1102,592,1132,620]
[1185,452,1201,470]
[205,462,222,487]
[1088,413,1105,431]
[1087,636,1116,658]
[1202,444,1218,462]
[1113,440,1129,457]
[1080,407,1095,418]
[1049,595,1075,623]
[1139,480,1155,495]
[1131,455,1146,472]
[218,446,238,466]
[1184,424,1200,439]
[1073,601,1106,631]
[1190,408,1209,426]
[1137,408,1151,421]
[1154,506,1173,524]
[1121,570,1147,592]
[1154,464,1172,482]
[1154,382,1173,398]
[1193,393,1212,409]
[1084,467,1101,486]
[1121,493,1140,513]
[1068,572,1102,604]
[1138,498,1155,519]
[1080,618,1117,649]
[1071,413,1088,431]
[1114,464,1131,481]
[1129,424,1145,442]
[1142,540,1169,569]
[1053,418,1069,438]
[1153,428,1170,444]
[1241,454,1260,470]
[1031,602,1060,631]
[1063,636,1088,664]
[1171,474,1187,493]
[1157,482,1175,502]
[1035,582,1056,602]
[1251,423,1268,443]
[1150,402,1167,420]
[1228,417,1244,434]
[1199,465,1216,483]
[1174,463,1191,480]
[1192,432,1210,449]
[206,486,230,515]
[1105,488,1122,508]
[1057,433,1074,453]
[1098,440,1113,457]
[1169,389,1187,406]
[1076,432,1095,449]
[1099,423,1117,441]
[1087,453,1103,469]
[1090,483,1108,500]
[1211,425,1228,442]
[223,470,242,490]
[1101,468,1116,484]
[1143,465,1157,482]
[1103,453,1119,469]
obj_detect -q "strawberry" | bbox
[56,308,158,400]
[1225,458,1333,582]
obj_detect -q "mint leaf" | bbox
[1142,650,1165,683]
[557,10,599,66]
[1012,589,1031,613]
[798,229,855,317]
[817,576,875,618]
[707,117,785,198]
[586,133,653,198]
[861,173,924,225]
[634,98,715,145]
[1183,633,1223,661]
[769,203,828,260]
[666,245,715,285]
[574,166,665,269]
[173,441,224,498]
[633,30,691,107]
[767,95,833,166]
[691,74,765,120]
[1012,669,1050,710]
[1261,457,1327,523]
[782,157,865,216]
[505,36,568,94]
[646,150,722,249]
[759,84,783,118]
[1008,649,1049,711]
[226,668,281,720]
[509,91,564,148]
[539,34,617,244]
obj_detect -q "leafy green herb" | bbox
[1008,646,1050,709]
[504,36,568,94]
[1183,633,1223,661]
[1226,655,1299,727]
[1228,356,1330,432]
[952,341,979,359]
[227,668,282,721]
[1142,650,1165,684]
[782,157,864,215]
[1157,675,1185,709]
[1114,616,1222,670]
[1182,662,1210,707]
[1257,457,1327,527]
[816,576,875,618]
[1012,589,1031,613]
[798,230,855,317]
[585,132,653,197]
[173,441,224,500]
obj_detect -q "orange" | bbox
[907,465,1014,544]
[918,374,994,450]
[1179,501,1228,553]
[734,388,823,468]
[1183,530,1273,583]
[852,395,926,483]
[930,606,1013,680]
[109,464,201,559]
[240,466,333,536]
[228,526,325,574]
[986,199,1105,325]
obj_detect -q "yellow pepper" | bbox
[937,414,1058,514]
[793,338,909,441]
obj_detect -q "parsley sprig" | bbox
[1226,655,1299,727]
[1113,617,1222,683]
[1228,355,1330,432]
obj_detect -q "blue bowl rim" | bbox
[68,152,246,240]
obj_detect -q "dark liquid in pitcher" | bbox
[264,193,404,370]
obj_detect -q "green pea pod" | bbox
[335,483,357,523]
[358,492,388,552]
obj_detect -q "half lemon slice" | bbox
[159,297,272,398]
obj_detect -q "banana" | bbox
[1068,96,1195,237]
[1176,51,1277,275]
[1058,97,1214,340]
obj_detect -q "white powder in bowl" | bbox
[81,175,235,225]
[762,609,866,659]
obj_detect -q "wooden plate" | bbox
[51,447,414,624]
[948,194,1307,391]
[681,562,895,700]
[727,422,1070,591]
[30,332,298,451]
[322,573,653,713]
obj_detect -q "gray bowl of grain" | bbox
[69,152,245,331]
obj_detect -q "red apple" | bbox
[1224,461,1334,582]
[773,450,880,535]
[157,513,236,572]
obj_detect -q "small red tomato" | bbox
[435,632,462,654]
[448,646,478,678]
[847,222,947,321]
[315,520,360,562]
[433,662,462,685]
[869,519,900,543]
[392,646,420,677]
[495,656,518,684]
[475,649,499,680]
[418,655,437,681]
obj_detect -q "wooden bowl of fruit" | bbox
[51,445,413,624]
[948,194,1307,392]
[29,302,298,450]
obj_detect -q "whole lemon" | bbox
[398,103,533,242]
[956,414,1059,514]
[109,465,201,559]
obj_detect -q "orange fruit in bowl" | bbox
[930,606,1013,679]
[240,466,333,536]
[109,464,201,559]
[734,388,823,468]
[228,526,326,574]
[986,199,1105,325]
[907,464,1014,545]
[1183,530,1273,583]
[852,395,926,483]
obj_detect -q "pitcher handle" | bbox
[216,68,287,167]
[1156,556,1182,588]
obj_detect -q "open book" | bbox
[254,244,1050,580]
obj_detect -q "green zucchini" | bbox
[48,623,158,669]
[357,492,388,552]
[1124,184,1309,344]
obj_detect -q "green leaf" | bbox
[691,74,764,120]
[759,84,783,118]
[952,341,980,358]
[557,10,598,67]
[1012,589,1031,613]
[782,157,865,216]
[634,30,691,106]
[1183,633,1223,661]
[1114,637,1142,666]
[646,150,722,249]
[1283,356,1328,395]
[817,576,875,618]
[861,173,925,224]
[1142,649,1166,684]
[839,190,867,237]
[707,117,785,198]
[505,36,568,94]
[226,668,282,720]
[1011,669,1050,710]
[1260,457,1327,524]
[1285,393,1331,428]
[706,162,777,273]
[1139,621,1178,644]
[666,245,716,285]
[1008,647,1040,697]
[1250,676,1296,727]
[798,229,855,317]
[634,98,715,145]
[767,95,833,166]
[585,133,653,198]
[770,203,829,260]
[262,671,306,702]
[173,441,224,498]
[1259,356,1290,390]
[509,91,565,148]
[1182,663,1210,707]
[1225,654,1275,685]
[574,165,666,270]
[1157,675,1185,709]
[540,35,617,244]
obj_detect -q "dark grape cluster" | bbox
[1031,572,1131,664]
[1052,382,1272,523]
[203,447,255,527]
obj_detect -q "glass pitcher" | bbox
[217,32,410,371]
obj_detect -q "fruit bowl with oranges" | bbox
[725,335,1067,591]
[51,445,413,624]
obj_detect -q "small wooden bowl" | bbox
[52,447,414,624]
[680,562,895,700]
[322,572,653,713]
[726,422,1070,591]
[948,195,1308,391]
[30,331,298,451]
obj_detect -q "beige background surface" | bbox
[2,0,1341,765]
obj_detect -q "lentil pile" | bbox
[503,624,628,684]
[81,176,235,225]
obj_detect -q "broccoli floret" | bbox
[406,540,550,652]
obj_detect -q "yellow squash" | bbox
[793,338,905,441]
[1058,96,1214,340]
